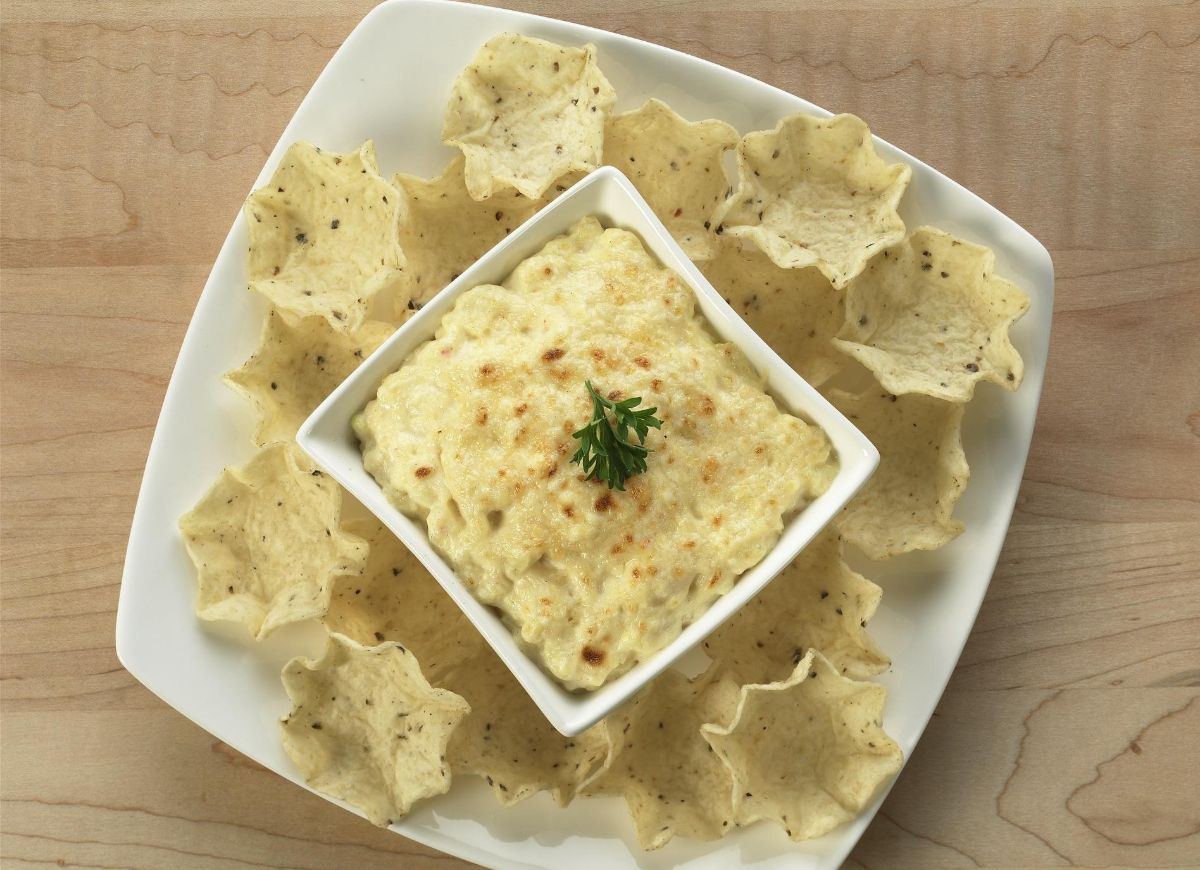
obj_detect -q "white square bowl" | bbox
[295,165,879,737]
[115,1,1054,867]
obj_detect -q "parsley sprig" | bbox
[570,380,662,491]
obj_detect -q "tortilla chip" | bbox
[325,518,609,808]
[280,633,470,826]
[442,649,613,807]
[827,388,968,559]
[443,34,614,200]
[225,310,393,447]
[833,227,1030,401]
[700,239,845,386]
[603,99,738,260]
[703,528,887,683]
[179,443,367,638]
[245,141,404,331]
[586,668,741,850]
[712,114,910,288]
[392,155,543,310]
[324,518,484,683]
[701,650,902,841]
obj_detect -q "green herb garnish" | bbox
[570,380,662,491]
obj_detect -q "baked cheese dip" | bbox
[354,216,838,689]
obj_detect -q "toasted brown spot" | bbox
[594,493,613,513]
[543,266,553,276]
[515,402,528,416]
[414,467,432,478]
[633,355,651,369]
[754,445,765,455]
[581,646,606,666]
[708,571,722,588]
[682,539,695,549]
[562,505,575,518]
[651,378,663,390]
[712,515,723,528]
[701,457,719,484]
[542,347,565,362]
[632,567,642,579]
[590,348,606,362]
[475,408,488,425]
[699,395,715,416]
[629,479,651,514]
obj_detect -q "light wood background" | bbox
[3,1,1198,868]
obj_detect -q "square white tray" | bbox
[115,1,1054,867]
[296,165,879,736]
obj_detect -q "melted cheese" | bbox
[356,217,837,689]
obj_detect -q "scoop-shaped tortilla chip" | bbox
[712,114,910,288]
[179,443,367,638]
[443,34,614,200]
[280,633,470,826]
[442,649,613,807]
[585,668,741,850]
[392,155,544,311]
[225,310,393,447]
[701,240,845,386]
[245,141,404,331]
[326,519,610,808]
[827,388,968,559]
[701,650,902,841]
[703,529,887,683]
[324,518,484,683]
[833,226,1030,401]
[603,99,737,260]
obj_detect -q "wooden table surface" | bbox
[3,1,1198,867]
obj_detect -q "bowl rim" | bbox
[296,164,879,736]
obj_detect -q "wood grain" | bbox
[2,1,1198,867]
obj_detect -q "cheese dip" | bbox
[355,217,837,689]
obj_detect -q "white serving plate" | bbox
[115,1,1054,867]
[296,166,879,737]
